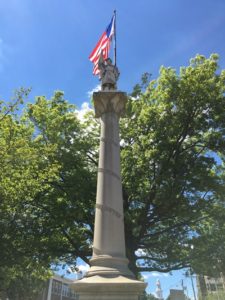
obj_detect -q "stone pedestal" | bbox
[73,275,145,300]
[72,91,146,300]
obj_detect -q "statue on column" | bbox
[98,53,120,91]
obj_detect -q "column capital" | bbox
[93,91,127,118]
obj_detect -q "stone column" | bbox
[87,91,133,278]
[72,91,146,300]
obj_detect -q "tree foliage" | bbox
[120,54,225,275]
[142,292,157,300]
[1,54,225,297]
[0,91,98,297]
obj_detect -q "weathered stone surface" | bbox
[73,275,146,300]
[93,91,127,118]
[72,91,146,299]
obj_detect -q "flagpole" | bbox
[114,10,117,66]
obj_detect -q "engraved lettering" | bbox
[96,203,121,219]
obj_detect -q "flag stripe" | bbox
[89,33,108,61]
[90,38,109,63]
[89,15,115,75]
[92,42,110,75]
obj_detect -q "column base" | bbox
[71,275,147,300]
[86,255,134,278]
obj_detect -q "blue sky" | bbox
[1,0,225,299]
[1,0,225,104]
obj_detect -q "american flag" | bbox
[89,15,115,75]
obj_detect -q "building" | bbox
[38,274,79,300]
[197,274,225,299]
[168,289,186,300]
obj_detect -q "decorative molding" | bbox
[93,91,127,118]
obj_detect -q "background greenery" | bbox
[1,54,225,298]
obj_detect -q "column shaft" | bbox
[72,92,146,300]
[93,111,125,257]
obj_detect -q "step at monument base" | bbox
[72,275,146,300]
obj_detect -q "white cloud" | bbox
[76,263,90,274]
[151,272,162,277]
[75,102,93,122]
[135,248,147,257]
[142,273,152,280]
[87,84,101,98]
[151,272,169,277]
[141,271,169,281]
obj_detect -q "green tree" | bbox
[120,54,225,275]
[0,90,98,297]
[1,54,225,296]
[189,203,225,276]
[0,89,61,297]
[142,292,157,300]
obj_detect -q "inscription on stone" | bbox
[96,203,121,219]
